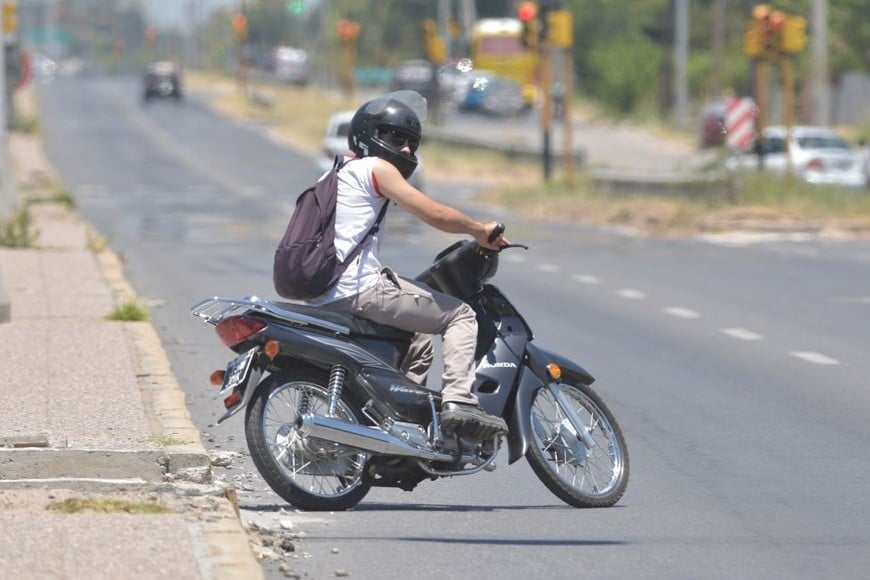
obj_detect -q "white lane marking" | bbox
[720,328,764,341]
[664,307,701,319]
[616,289,646,300]
[573,274,601,285]
[789,351,840,365]
[502,253,527,263]
[700,232,816,246]
[538,263,560,273]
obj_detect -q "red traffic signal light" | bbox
[518,1,537,22]
[232,13,247,38]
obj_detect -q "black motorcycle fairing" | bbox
[505,365,543,464]
[504,343,597,464]
[525,341,596,386]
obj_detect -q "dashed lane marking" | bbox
[789,351,840,365]
[720,327,764,341]
[538,263,561,273]
[573,274,601,285]
[664,307,701,319]
[616,289,646,300]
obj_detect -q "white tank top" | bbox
[307,156,389,304]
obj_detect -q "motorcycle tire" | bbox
[526,381,629,508]
[245,369,371,511]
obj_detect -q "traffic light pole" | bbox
[0,5,12,221]
[540,38,553,182]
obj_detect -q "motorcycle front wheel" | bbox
[245,370,371,511]
[526,381,629,508]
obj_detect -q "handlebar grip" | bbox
[488,223,506,244]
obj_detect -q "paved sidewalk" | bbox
[0,132,263,579]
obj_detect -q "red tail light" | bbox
[215,316,266,348]
[806,158,825,171]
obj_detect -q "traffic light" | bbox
[749,4,785,60]
[287,1,305,15]
[781,15,807,54]
[3,1,18,36]
[232,13,247,39]
[337,19,360,42]
[546,10,573,48]
[517,1,538,50]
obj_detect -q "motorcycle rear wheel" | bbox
[245,370,371,511]
[526,381,629,508]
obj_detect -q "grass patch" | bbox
[86,229,109,252]
[12,113,40,136]
[0,206,39,247]
[27,187,76,208]
[145,435,193,446]
[106,298,150,322]
[188,71,870,235]
[479,170,870,235]
[47,497,171,515]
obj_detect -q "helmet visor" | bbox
[363,90,429,125]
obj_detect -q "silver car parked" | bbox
[725,125,868,189]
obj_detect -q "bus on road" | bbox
[469,18,538,107]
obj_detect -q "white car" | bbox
[725,125,868,189]
[318,111,425,190]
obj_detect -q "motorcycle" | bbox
[191,225,629,511]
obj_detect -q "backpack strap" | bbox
[342,198,389,266]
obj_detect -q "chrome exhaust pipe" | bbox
[296,414,455,462]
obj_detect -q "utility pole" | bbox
[709,0,726,98]
[672,0,689,130]
[1,1,12,221]
[810,0,828,125]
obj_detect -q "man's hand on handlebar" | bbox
[477,222,508,251]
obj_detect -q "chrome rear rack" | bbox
[191,295,349,335]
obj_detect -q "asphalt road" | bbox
[35,74,870,580]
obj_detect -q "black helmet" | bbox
[348,90,427,179]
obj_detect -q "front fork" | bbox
[547,382,597,450]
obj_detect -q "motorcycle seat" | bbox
[272,301,414,341]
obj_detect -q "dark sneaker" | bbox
[440,401,508,439]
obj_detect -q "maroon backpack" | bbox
[273,157,388,300]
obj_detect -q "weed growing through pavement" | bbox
[0,206,39,247]
[106,298,150,322]
[86,229,109,252]
[47,498,171,515]
[27,186,76,208]
[145,435,193,446]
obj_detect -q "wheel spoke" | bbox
[530,384,624,499]
[261,380,367,500]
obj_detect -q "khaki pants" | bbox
[322,268,479,405]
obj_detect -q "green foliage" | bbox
[47,497,170,515]
[0,207,39,248]
[222,0,869,123]
[106,299,150,322]
[589,38,663,115]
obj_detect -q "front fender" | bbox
[506,343,596,464]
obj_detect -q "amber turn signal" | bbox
[209,370,225,386]
[546,362,562,380]
[264,340,280,360]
